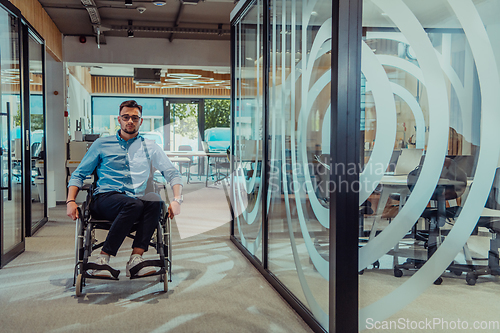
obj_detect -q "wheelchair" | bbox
[73,170,172,297]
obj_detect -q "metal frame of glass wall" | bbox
[230,1,362,332]
[0,0,47,265]
[22,20,48,236]
[0,0,24,268]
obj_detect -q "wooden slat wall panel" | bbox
[9,0,63,62]
[92,76,230,97]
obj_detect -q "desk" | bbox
[369,175,410,241]
[369,174,471,271]
[168,156,190,164]
[370,175,471,239]
[165,151,227,185]
[165,151,226,158]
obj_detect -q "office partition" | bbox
[231,0,360,332]
[232,0,500,332]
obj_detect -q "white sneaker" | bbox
[126,254,156,277]
[90,254,113,278]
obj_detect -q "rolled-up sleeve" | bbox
[68,141,100,189]
[150,144,183,188]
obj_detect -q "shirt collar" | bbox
[116,130,143,143]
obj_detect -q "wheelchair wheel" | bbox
[75,274,84,297]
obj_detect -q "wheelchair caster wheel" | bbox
[394,268,403,278]
[76,274,83,297]
[433,277,443,285]
[466,273,477,286]
[162,273,168,292]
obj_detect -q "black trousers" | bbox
[90,191,163,256]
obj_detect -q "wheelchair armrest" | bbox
[81,184,92,192]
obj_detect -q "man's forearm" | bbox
[67,186,80,202]
[172,184,182,199]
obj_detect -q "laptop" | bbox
[392,148,424,175]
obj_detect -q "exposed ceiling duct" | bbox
[106,25,230,36]
[80,0,106,46]
[39,0,235,41]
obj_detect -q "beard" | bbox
[122,127,138,135]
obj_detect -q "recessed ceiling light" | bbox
[153,1,167,5]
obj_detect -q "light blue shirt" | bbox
[68,131,183,197]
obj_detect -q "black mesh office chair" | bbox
[464,168,500,285]
[394,158,467,284]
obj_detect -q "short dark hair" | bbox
[119,100,142,115]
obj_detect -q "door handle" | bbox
[7,102,12,200]
[0,102,13,200]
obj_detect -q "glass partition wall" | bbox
[231,0,340,331]
[266,0,331,327]
[0,1,24,267]
[233,0,500,332]
[28,32,47,234]
[0,0,48,266]
[359,0,500,331]
[232,0,264,262]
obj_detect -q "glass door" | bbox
[28,32,47,233]
[167,99,202,151]
[0,5,24,267]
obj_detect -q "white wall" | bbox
[68,74,92,139]
[45,55,67,203]
[63,36,230,68]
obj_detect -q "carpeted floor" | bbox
[0,183,313,333]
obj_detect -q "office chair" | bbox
[463,167,500,285]
[177,144,193,183]
[203,141,230,186]
[312,154,330,208]
[394,158,467,284]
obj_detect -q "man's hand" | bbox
[168,201,181,218]
[67,202,79,220]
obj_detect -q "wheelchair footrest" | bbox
[129,259,165,280]
[83,263,121,280]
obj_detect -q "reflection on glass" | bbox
[1,11,23,254]
[359,0,500,329]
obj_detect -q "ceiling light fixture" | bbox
[153,1,167,5]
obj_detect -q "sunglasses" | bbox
[120,115,141,122]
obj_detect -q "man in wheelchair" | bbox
[66,100,183,279]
